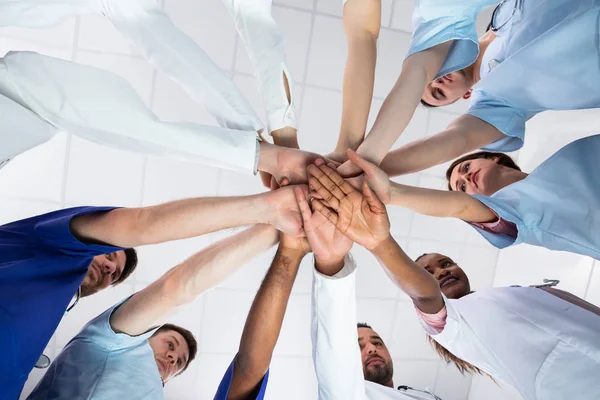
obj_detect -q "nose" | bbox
[167,352,176,365]
[101,260,117,276]
[364,342,377,355]
[434,268,450,281]
[431,79,444,88]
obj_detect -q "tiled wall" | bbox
[1,1,598,399]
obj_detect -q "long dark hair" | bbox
[427,336,488,376]
[445,151,521,191]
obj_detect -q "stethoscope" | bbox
[398,385,442,400]
[34,287,82,369]
[489,0,523,32]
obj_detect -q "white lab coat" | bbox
[0,0,294,174]
[422,288,600,400]
[311,257,438,400]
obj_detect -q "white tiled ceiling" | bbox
[2,1,598,399]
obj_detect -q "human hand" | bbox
[263,185,309,237]
[325,150,349,164]
[307,163,390,250]
[336,158,363,178]
[294,187,352,274]
[279,231,311,256]
[346,149,391,204]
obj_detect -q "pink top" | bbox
[415,305,448,334]
[471,213,518,239]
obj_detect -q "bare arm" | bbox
[389,181,496,223]
[110,224,279,336]
[70,186,304,248]
[227,237,306,400]
[379,114,505,177]
[370,236,444,314]
[332,0,381,159]
[338,42,452,172]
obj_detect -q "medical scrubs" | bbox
[0,206,122,400]
[28,299,270,400]
[468,0,600,151]
[469,135,600,260]
[420,288,600,400]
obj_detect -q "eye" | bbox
[460,182,466,192]
[464,163,470,172]
[442,261,451,268]
[437,88,445,99]
[177,358,181,366]
[168,342,174,350]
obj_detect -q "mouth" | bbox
[366,357,385,367]
[88,264,100,283]
[156,359,167,376]
[472,170,480,188]
[440,275,459,289]
[442,74,453,83]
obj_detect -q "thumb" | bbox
[347,149,373,175]
[362,179,385,212]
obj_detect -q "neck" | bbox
[500,169,529,191]
[468,30,497,84]
[383,379,394,388]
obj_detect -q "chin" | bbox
[442,284,467,299]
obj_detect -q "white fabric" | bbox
[0,52,259,174]
[311,257,435,400]
[0,0,266,173]
[421,288,600,400]
[222,0,297,132]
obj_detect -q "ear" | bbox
[462,89,473,100]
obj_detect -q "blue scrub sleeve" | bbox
[467,91,528,152]
[33,206,124,256]
[213,355,270,400]
[78,296,160,351]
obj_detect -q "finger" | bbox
[362,180,386,212]
[259,171,272,189]
[314,158,325,167]
[294,186,313,225]
[307,164,349,202]
[327,162,337,170]
[309,190,323,200]
[318,164,357,195]
[277,177,288,188]
[347,149,374,176]
[311,199,339,226]
[309,176,341,210]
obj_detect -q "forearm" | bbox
[371,236,443,313]
[171,224,279,304]
[389,181,496,222]
[110,225,278,335]
[73,194,271,248]
[235,246,304,382]
[380,116,505,177]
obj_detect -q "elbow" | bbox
[234,352,269,382]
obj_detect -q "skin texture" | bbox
[80,251,127,297]
[227,236,304,400]
[147,329,190,384]
[449,157,528,195]
[416,253,471,299]
[357,327,394,388]
[421,71,473,106]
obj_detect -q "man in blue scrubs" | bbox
[378,0,600,177]
[0,185,307,399]
[28,223,305,399]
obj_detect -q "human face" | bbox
[449,156,512,196]
[416,253,470,299]
[357,327,394,387]
[422,71,472,107]
[148,329,190,384]
[80,251,127,297]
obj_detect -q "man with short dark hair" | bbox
[1,185,306,399]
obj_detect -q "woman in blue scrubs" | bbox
[322,135,600,260]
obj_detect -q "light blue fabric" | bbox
[407,0,501,79]
[27,298,163,400]
[468,135,600,260]
[469,0,600,151]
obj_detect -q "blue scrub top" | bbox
[468,134,600,260]
[214,356,270,400]
[407,0,501,79]
[468,0,600,151]
[0,206,121,400]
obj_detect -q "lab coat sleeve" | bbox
[311,254,367,400]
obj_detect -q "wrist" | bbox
[257,141,278,174]
[369,234,395,255]
[314,255,345,276]
[278,245,308,260]
[271,128,299,149]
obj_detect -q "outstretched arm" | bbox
[331,0,381,161]
[110,224,279,336]
[337,42,452,175]
[379,114,505,177]
[344,149,496,223]
[70,185,307,247]
[227,234,308,400]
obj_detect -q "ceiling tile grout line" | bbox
[582,261,596,299]
[388,0,397,28]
